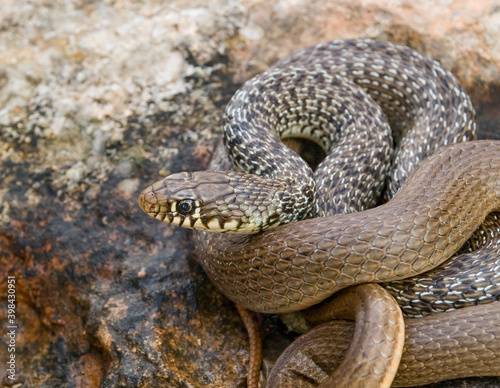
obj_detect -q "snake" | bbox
[268,290,500,387]
[138,39,500,386]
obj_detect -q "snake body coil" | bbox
[188,140,500,314]
[269,297,500,387]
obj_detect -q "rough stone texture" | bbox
[1,0,500,387]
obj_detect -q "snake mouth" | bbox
[138,188,174,223]
[138,186,203,227]
[138,189,175,223]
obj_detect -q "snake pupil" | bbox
[178,200,195,215]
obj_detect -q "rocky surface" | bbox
[1,0,500,387]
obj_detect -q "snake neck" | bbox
[210,170,316,233]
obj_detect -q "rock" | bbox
[1,0,500,387]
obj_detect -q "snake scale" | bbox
[138,40,500,386]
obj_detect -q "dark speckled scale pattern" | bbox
[275,39,476,199]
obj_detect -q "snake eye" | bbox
[177,200,196,215]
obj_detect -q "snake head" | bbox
[138,170,298,233]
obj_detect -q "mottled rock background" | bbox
[1,0,500,387]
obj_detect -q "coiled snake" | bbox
[138,40,500,387]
